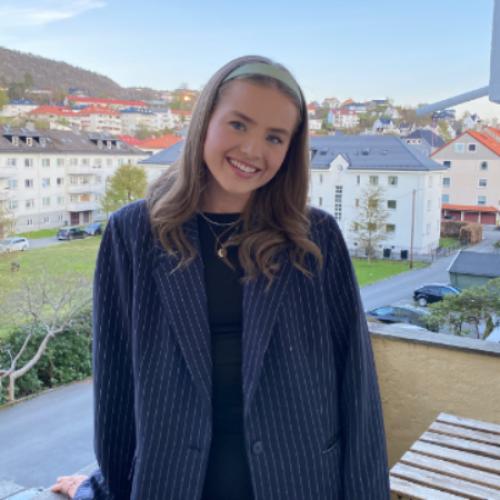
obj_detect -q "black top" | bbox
[198,212,254,500]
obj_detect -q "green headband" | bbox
[223,62,303,104]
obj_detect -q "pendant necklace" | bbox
[198,212,242,259]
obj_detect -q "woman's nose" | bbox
[240,136,263,159]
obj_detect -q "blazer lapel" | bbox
[151,216,212,408]
[242,256,292,417]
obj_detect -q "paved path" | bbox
[0,381,94,489]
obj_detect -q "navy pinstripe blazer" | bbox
[75,199,389,500]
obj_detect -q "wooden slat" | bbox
[390,475,467,499]
[411,441,500,474]
[438,413,500,436]
[391,463,500,499]
[430,422,500,447]
[420,431,500,459]
[399,450,500,490]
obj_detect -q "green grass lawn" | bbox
[439,237,460,249]
[15,228,59,239]
[353,258,425,287]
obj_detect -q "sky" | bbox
[0,0,499,118]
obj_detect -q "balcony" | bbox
[369,323,500,470]
[66,166,104,175]
[67,201,99,212]
[67,184,101,195]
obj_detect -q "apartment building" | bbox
[0,127,147,233]
[309,135,447,258]
[431,127,500,224]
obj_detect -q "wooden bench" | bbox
[390,413,500,499]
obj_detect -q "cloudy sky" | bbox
[0,0,498,118]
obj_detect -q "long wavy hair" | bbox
[147,55,323,284]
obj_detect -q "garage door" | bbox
[464,212,479,222]
[480,212,496,224]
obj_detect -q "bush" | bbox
[459,223,482,245]
[0,308,92,403]
[441,220,467,238]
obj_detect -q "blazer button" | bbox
[252,441,264,455]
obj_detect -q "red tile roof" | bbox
[139,134,182,149]
[443,204,498,213]
[432,127,500,156]
[77,106,119,116]
[67,95,146,107]
[30,105,76,117]
[118,135,143,146]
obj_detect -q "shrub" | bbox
[441,220,467,238]
[0,308,92,403]
[459,223,482,245]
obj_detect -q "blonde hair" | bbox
[147,55,322,283]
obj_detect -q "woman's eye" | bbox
[229,121,245,131]
[267,135,283,145]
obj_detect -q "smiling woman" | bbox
[52,55,390,500]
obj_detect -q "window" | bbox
[427,199,432,211]
[24,179,34,188]
[428,176,433,187]
[82,158,90,166]
[387,200,397,209]
[94,158,102,168]
[57,158,65,167]
[386,224,396,233]
[25,199,35,209]
[442,194,450,203]
[478,196,487,205]
[388,176,398,186]
[12,136,19,147]
[454,143,464,153]
[42,197,51,207]
[8,179,17,189]
[356,175,360,186]
[443,177,450,187]
[9,199,18,210]
[106,158,113,167]
[368,199,378,209]
[57,196,65,205]
[319,174,323,184]
[57,177,64,186]
[70,158,78,166]
[443,160,452,167]
[24,158,33,168]
[481,161,488,171]
[355,198,359,208]
[479,179,487,188]
[41,178,51,188]
[26,218,33,226]
[334,185,343,220]
[42,158,50,167]
[426,223,431,235]
[41,215,50,224]
[318,196,323,207]
[26,137,33,147]
[369,175,378,186]
[7,158,17,166]
[467,143,476,152]
[118,159,124,166]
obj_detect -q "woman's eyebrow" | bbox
[230,110,291,137]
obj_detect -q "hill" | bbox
[0,46,158,100]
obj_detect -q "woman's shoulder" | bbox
[307,206,342,242]
[109,199,150,234]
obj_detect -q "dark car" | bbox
[366,305,430,328]
[413,284,460,306]
[84,222,103,236]
[57,227,87,240]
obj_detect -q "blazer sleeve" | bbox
[323,215,390,499]
[74,214,136,500]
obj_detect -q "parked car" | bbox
[413,284,460,306]
[57,227,87,240]
[366,305,430,328]
[0,237,30,253]
[84,222,103,236]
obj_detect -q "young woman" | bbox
[52,55,389,499]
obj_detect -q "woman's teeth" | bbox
[229,159,258,173]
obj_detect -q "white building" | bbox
[309,135,448,259]
[0,127,147,232]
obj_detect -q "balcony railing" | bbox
[67,184,102,195]
[67,201,99,212]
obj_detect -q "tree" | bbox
[0,89,8,110]
[428,278,500,339]
[101,164,148,215]
[351,185,389,260]
[0,274,92,401]
[23,72,34,90]
[0,203,14,239]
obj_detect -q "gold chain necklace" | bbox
[199,214,241,259]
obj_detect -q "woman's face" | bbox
[202,79,299,212]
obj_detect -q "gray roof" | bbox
[140,140,185,165]
[449,250,500,278]
[0,127,144,155]
[404,128,445,148]
[310,135,446,171]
